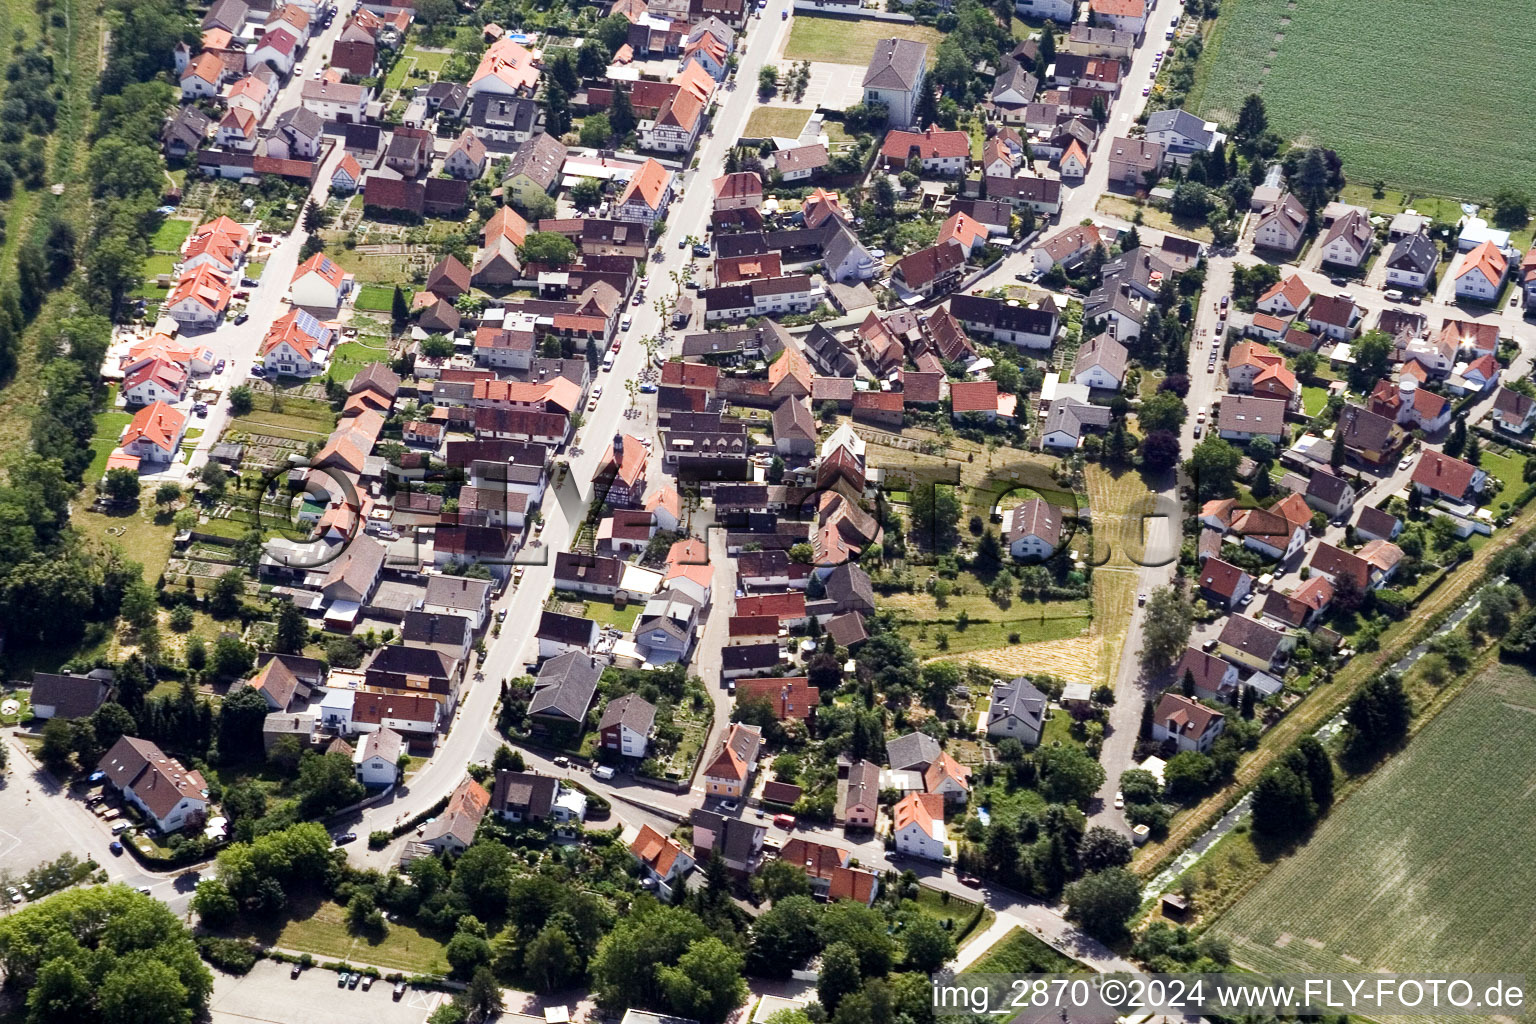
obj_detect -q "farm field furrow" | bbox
[1210,664,1536,1024]
[1193,0,1536,199]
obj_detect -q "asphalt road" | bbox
[345,0,797,864]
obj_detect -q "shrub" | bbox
[198,936,262,974]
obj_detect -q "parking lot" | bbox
[0,737,101,884]
[210,961,449,1024]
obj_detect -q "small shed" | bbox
[1161,893,1190,919]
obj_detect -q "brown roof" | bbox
[778,837,848,880]
[96,736,208,822]
[492,769,559,818]
[419,777,491,848]
[735,676,819,720]
[950,380,1000,414]
[1198,557,1250,601]
[1412,450,1480,497]
[1152,692,1223,739]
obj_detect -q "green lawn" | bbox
[354,284,397,312]
[1096,195,1214,242]
[151,218,195,252]
[328,339,392,384]
[85,407,134,483]
[1191,0,1536,199]
[552,591,643,632]
[227,898,449,974]
[968,926,1084,973]
[782,16,944,66]
[385,42,454,91]
[1210,664,1536,995]
[1480,447,1529,499]
[902,886,995,948]
[1301,385,1329,417]
[743,105,812,140]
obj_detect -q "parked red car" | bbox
[773,814,796,830]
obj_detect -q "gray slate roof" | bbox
[529,650,603,721]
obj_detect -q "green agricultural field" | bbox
[782,16,943,67]
[1210,663,1536,1016]
[1191,0,1536,199]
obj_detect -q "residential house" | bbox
[986,677,1047,745]
[268,104,322,161]
[1261,575,1335,630]
[987,60,1038,124]
[1253,192,1307,253]
[925,751,971,804]
[261,309,334,376]
[1197,557,1252,610]
[528,650,603,726]
[862,38,927,128]
[1033,224,1103,273]
[1336,403,1406,465]
[1014,0,1074,22]
[162,106,211,159]
[118,401,187,466]
[949,293,1059,350]
[1368,377,1451,433]
[616,158,674,226]
[639,62,714,154]
[1088,0,1146,35]
[689,809,765,874]
[880,125,970,175]
[290,252,351,309]
[421,574,494,630]
[1454,240,1509,301]
[1354,506,1403,542]
[1144,107,1220,163]
[702,722,762,800]
[122,358,189,408]
[536,611,600,659]
[503,132,567,209]
[1040,397,1113,449]
[1412,450,1487,504]
[1002,498,1064,562]
[1216,395,1287,443]
[353,728,404,786]
[891,792,948,861]
[1072,333,1128,389]
[490,769,560,822]
[1106,136,1163,188]
[302,79,369,123]
[838,759,881,828]
[1150,693,1224,753]
[469,93,541,146]
[180,52,226,99]
[1215,615,1293,673]
[97,736,209,832]
[28,671,112,721]
[415,778,491,855]
[468,38,541,98]
[1319,208,1373,267]
[773,144,829,182]
[886,731,941,772]
[1256,275,1311,318]
[1304,468,1356,519]
[215,107,259,152]
[1384,231,1440,291]
[1493,385,1536,434]
[1172,647,1239,705]
[599,693,655,758]
[444,129,489,180]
